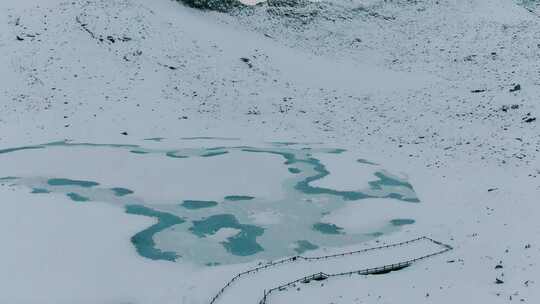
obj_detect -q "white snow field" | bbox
[1,0,540,303]
[214,237,449,304]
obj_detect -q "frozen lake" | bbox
[0,138,420,265]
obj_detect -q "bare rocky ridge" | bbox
[2,0,539,171]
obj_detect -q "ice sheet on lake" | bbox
[0,139,420,265]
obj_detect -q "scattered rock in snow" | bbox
[522,114,536,123]
[240,57,253,68]
[509,84,521,92]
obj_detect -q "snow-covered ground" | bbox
[1,0,539,303]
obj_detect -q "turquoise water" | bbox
[166,151,188,158]
[190,214,264,256]
[294,240,319,254]
[368,172,418,202]
[201,150,229,157]
[180,136,239,140]
[66,192,90,202]
[294,157,371,201]
[242,148,380,201]
[269,141,300,146]
[31,188,50,194]
[45,141,138,149]
[48,178,99,188]
[0,145,44,154]
[144,137,165,142]
[125,205,185,261]
[313,222,344,235]
[288,167,301,174]
[370,172,414,190]
[224,195,255,201]
[327,148,347,154]
[111,187,134,197]
[181,200,218,209]
[0,139,420,265]
[357,158,378,165]
[390,218,415,226]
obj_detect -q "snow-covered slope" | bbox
[1,0,539,303]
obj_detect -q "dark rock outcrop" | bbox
[178,0,245,12]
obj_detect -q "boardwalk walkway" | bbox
[209,237,452,304]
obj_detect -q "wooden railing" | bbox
[209,236,453,304]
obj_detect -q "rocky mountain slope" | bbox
[1,0,539,303]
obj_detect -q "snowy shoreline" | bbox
[1,0,539,303]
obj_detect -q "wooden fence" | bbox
[209,236,453,304]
